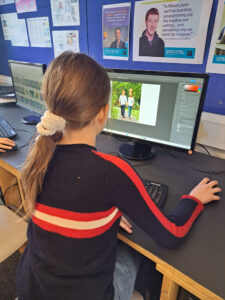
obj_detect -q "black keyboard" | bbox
[0,116,16,138]
[142,179,168,208]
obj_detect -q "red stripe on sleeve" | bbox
[93,151,204,238]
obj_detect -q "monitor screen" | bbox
[105,70,208,152]
[8,60,46,115]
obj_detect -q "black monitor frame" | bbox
[105,69,209,155]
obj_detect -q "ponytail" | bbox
[21,132,62,215]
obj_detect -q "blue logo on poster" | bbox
[213,55,225,64]
[165,48,195,59]
[103,48,128,57]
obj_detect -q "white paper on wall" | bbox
[27,17,52,48]
[50,0,80,27]
[0,13,29,46]
[52,30,80,57]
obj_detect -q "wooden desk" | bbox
[118,234,223,300]
[0,104,36,211]
[1,105,225,300]
[96,135,225,300]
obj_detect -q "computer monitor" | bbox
[105,69,208,160]
[8,60,47,123]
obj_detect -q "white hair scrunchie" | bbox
[36,111,66,136]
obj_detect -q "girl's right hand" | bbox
[0,138,15,152]
[189,177,221,205]
[120,216,133,234]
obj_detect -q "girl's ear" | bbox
[98,104,109,125]
[96,104,109,133]
[103,104,109,121]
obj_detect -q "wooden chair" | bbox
[0,205,27,263]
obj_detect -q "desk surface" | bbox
[95,135,225,299]
[1,104,225,299]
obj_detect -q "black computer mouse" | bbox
[22,115,41,125]
[5,143,18,152]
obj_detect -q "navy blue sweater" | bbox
[139,30,164,57]
[17,144,204,300]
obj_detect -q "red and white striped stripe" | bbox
[32,203,122,239]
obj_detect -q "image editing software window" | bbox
[105,71,207,151]
[9,60,46,115]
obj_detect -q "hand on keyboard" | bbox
[0,138,16,153]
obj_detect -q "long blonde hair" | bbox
[21,52,110,215]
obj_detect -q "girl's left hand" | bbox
[119,216,132,233]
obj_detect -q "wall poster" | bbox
[133,0,213,64]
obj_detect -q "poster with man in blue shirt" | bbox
[102,3,131,60]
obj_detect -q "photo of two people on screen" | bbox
[110,82,141,122]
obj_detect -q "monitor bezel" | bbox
[105,68,209,153]
[8,60,47,114]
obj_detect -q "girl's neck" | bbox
[58,126,97,147]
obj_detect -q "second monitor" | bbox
[8,60,47,124]
[105,69,208,159]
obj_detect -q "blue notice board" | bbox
[0,0,88,74]
[0,0,224,115]
[87,0,225,116]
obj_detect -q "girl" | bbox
[119,89,127,118]
[127,88,134,119]
[17,52,221,300]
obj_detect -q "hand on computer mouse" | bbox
[0,138,15,152]
[189,177,221,205]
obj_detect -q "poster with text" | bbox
[27,17,52,47]
[52,30,80,57]
[206,0,225,74]
[133,0,212,64]
[102,2,131,60]
[50,0,80,27]
[0,0,14,5]
[15,0,37,13]
[0,13,29,46]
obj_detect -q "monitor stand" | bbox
[22,115,41,125]
[119,141,156,160]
